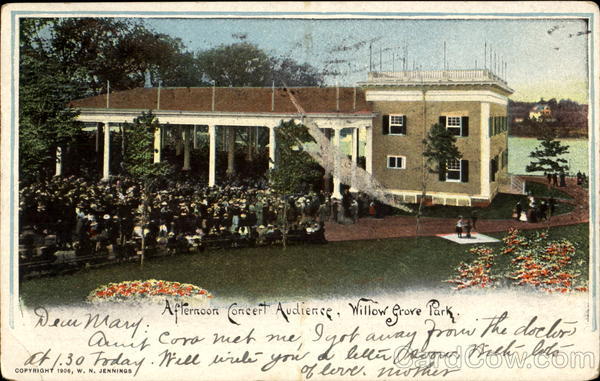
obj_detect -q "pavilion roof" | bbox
[70,87,372,115]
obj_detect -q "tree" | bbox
[122,111,171,265]
[269,120,322,247]
[196,42,272,87]
[270,56,324,87]
[48,18,202,95]
[526,128,570,175]
[19,19,82,184]
[417,123,462,235]
[196,42,324,87]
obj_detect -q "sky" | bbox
[143,17,591,104]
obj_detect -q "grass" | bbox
[392,192,574,219]
[19,223,589,306]
[525,181,574,200]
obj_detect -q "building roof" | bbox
[358,69,514,94]
[70,87,372,115]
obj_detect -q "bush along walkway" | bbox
[325,176,589,242]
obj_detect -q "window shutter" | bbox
[488,117,492,136]
[461,116,469,137]
[439,116,446,127]
[461,160,469,182]
[382,115,389,135]
[438,162,446,182]
[490,159,496,181]
[402,115,407,135]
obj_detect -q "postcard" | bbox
[1,2,599,380]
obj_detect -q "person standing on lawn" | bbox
[463,219,472,238]
[455,216,464,238]
[470,210,478,231]
[559,172,567,187]
[514,201,522,220]
[549,196,556,218]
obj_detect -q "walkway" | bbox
[325,176,589,242]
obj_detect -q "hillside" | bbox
[509,99,588,138]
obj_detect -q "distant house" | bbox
[529,104,552,120]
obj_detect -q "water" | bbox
[508,137,589,176]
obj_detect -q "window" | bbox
[387,155,406,169]
[489,116,508,136]
[490,156,499,182]
[440,159,469,182]
[446,117,462,136]
[382,114,407,135]
[440,116,468,136]
[389,115,405,135]
[446,159,461,181]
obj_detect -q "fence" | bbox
[367,69,507,84]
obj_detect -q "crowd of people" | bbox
[19,175,377,277]
[512,195,557,223]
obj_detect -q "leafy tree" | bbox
[122,111,170,182]
[19,19,82,185]
[48,18,201,95]
[417,123,462,235]
[526,128,570,175]
[197,42,272,86]
[122,111,171,265]
[271,57,324,87]
[269,120,322,247]
[197,42,324,87]
[422,123,462,173]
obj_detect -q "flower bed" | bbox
[448,228,588,293]
[446,246,496,289]
[87,279,213,304]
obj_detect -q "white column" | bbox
[226,127,236,175]
[153,126,161,163]
[365,125,373,174]
[95,123,100,152]
[102,121,110,181]
[208,125,217,187]
[268,126,276,169]
[350,127,359,192]
[182,126,191,171]
[54,146,62,177]
[480,102,491,199]
[175,127,182,156]
[193,125,198,149]
[246,126,253,161]
[332,128,342,199]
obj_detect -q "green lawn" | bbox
[19,223,589,306]
[392,191,574,219]
[525,181,574,200]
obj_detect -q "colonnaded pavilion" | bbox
[70,69,513,205]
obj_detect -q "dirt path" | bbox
[325,176,589,242]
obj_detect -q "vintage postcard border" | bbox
[2,4,598,330]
